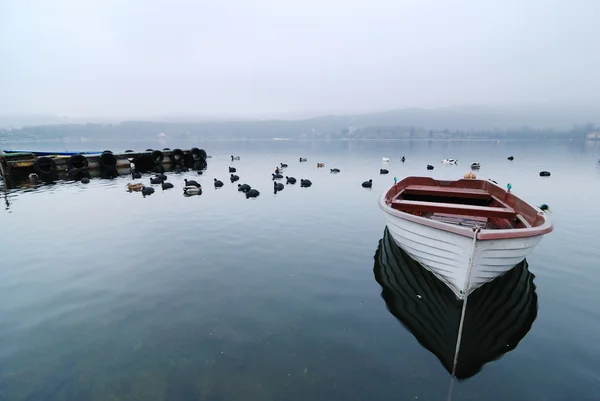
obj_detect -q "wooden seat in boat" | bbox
[403,185,491,200]
[391,199,517,219]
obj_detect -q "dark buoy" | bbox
[286,176,296,184]
[362,179,373,188]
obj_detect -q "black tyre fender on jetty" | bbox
[190,147,206,161]
[171,148,184,162]
[67,154,89,170]
[99,151,117,168]
[151,150,164,164]
[33,156,57,179]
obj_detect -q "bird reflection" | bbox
[373,227,538,380]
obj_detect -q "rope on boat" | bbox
[447,227,480,401]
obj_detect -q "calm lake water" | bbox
[1,139,599,401]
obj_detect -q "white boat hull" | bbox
[383,212,544,299]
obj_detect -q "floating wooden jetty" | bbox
[0,147,208,189]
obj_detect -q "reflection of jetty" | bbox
[373,227,538,380]
[0,147,207,189]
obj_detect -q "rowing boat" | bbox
[379,177,553,299]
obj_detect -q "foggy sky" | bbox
[1,0,599,119]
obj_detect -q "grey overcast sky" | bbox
[1,0,599,118]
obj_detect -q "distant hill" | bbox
[1,105,597,141]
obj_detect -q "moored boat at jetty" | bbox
[379,176,553,299]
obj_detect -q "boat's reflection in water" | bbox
[373,227,538,380]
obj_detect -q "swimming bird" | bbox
[330,168,340,173]
[238,183,251,192]
[150,177,163,184]
[197,170,203,175]
[382,157,389,162]
[272,173,283,180]
[299,157,307,162]
[401,156,406,162]
[246,189,260,198]
[286,176,296,184]
[127,183,145,192]
[362,179,373,188]
[488,179,498,184]
[441,159,458,165]
[300,179,312,187]
[131,172,142,179]
[229,167,237,173]
[471,162,481,169]
[214,178,224,187]
[317,163,325,168]
[183,186,201,196]
[380,169,389,174]
[184,179,201,188]
[141,186,155,196]
[230,174,240,182]
[28,173,39,183]
[427,165,434,170]
[508,156,514,161]
[231,155,240,161]
[539,204,551,212]
[161,182,174,190]
[81,177,90,184]
[539,171,551,177]
[280,163,288,168]
[274,182,284,191]
[155,173,167,181]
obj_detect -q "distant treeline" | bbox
[0,119,596,142]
